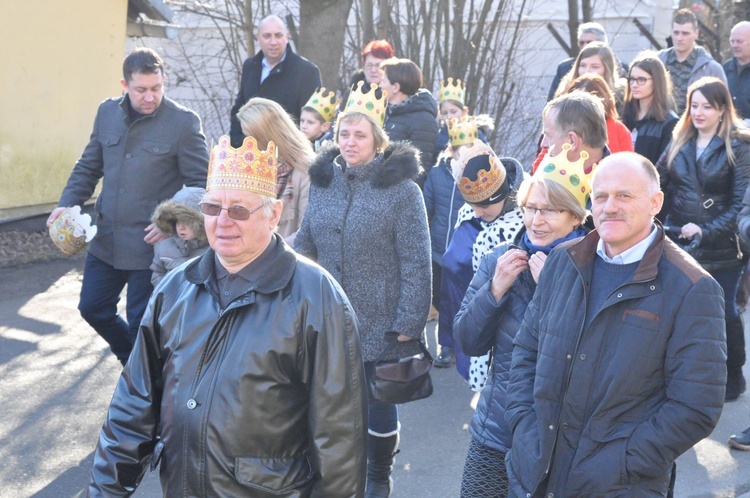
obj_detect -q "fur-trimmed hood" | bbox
[151,186,207,242]
[308,141,422,189]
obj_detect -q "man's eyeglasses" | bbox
[199,202,264,221]
[628,76,652,86]
[521,205,565,220]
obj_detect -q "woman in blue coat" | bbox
[453,149,590,497]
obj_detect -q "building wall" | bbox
[0,1,127,220]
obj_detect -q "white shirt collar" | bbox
[596,225,658,265]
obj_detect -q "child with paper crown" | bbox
[149,186,209,286]
[438,140,528,385]
[424,116,480,365]
[434,78,493,158]
[299,87,339,150]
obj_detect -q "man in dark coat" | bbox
[88,135,367,497]
[229,14,321,147]
[46,48,209,365]
[724,21,750,120]
[547,22,628,101]
[506,152,726,497]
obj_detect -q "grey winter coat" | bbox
[150,187,209,286]
[506,226,726,497]
[295,142,432,362]
[57,95,209,270]
[89,236,367,497]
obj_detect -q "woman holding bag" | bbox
[295,81,431,497]
[656,77,750,401]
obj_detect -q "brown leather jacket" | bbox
[88,236,367,497]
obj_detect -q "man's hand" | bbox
[46,207,66,228]
[144,223,169,245]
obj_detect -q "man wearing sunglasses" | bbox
[88,135,367,497]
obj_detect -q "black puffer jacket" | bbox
[384,89,439,181]
[656,135,750,270]
[89,236,367,497]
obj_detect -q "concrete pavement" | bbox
[0,256,749,497]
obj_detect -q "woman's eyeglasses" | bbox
[521,205,565,220]
[199,202,264,221]
[364,63,382,71]
[628,76,652,86]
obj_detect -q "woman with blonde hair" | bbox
[656,77,750,402]
[622,52,679,164]
[296,82,431,497]
[237,97,316,243]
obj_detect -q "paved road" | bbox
[1,256,749,497]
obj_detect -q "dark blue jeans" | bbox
[709,266,742,319]
[78,253,153,363]
[364,361,399,436]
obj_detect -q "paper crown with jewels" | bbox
[206,135,278,197]
[447,116,478,147]
[304,87,340,123]
[534,143,594,207]
[343,81,387,127]
[451,140,509,205]
[439,77,466,105]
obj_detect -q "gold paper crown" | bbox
[344,81,387,127]
[206,135,278,197]
[440,77,466,105]
[447,116,478,147]
[534,143,593,207]
[304,87,340,123]
[452,141,508,204]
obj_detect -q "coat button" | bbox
[562,422,569,429]
[566,354,572,360]
[153,147,159,152]
[119,188,125,194]
[335,227,341,233]
[186,399,197,409]
[548,424,554,430]
[125,153,132,159]
[580,353,587,360]
[650,285,656,290]
[547,494,554,498]
[617,293,623,298]
[348,174,355,180]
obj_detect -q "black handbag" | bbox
[369,338,434,404]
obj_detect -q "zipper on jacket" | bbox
[181,312,235,494]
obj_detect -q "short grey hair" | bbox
[578,22,608,44]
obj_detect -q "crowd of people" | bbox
[45,10,750,498]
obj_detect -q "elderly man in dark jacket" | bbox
[506,152,726,497]
[229,14,321,147]
[88,135,367,497]
[47,48,209,365]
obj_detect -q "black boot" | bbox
[366,434,399,497]
[725,315,747,402]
